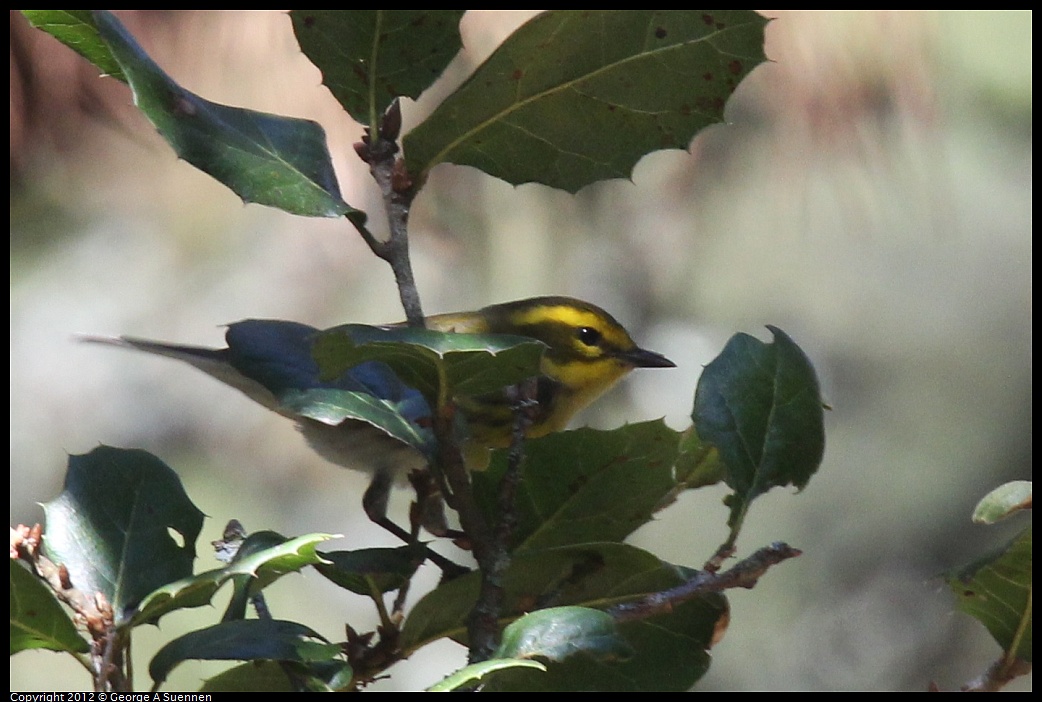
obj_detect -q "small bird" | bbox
[81,296,674,549]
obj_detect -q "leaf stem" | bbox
[705,499,749,572]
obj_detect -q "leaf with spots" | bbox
[404,10,767,192]
[948,527,1032,663]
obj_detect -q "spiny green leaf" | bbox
[313,324,545,404]
[404,10,768,192]
[428,658,546,692]
[495,606,633,663]
[473,421,683,551]
[20,11,125,81]
[9,561,90,655]
[201,660,297,693]
[402,543,727,691]
[149,619,340,687]
[692,326,825,531]
[280,387,434,455]
[948,527,1032,662]
[201,657,355,693]
[314,545,425,595]
[291,10,465,127]
[90,10,358,219]
[42,446,204,625]
[130,532,336,627]
[674,425,724,489]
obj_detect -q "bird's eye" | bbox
[577,326,602,346]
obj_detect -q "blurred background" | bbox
[10,10,1031,692]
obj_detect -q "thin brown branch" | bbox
[353,101,424,327]
[465,381,538,663]
[12,523,122,688]
[608,542,802,624]
[426,407,498,661]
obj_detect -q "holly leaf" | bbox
[404,10,767,192]
[280,387,435,455]
[948,527,1032,663]
[692,326,825,532]
[130,532,335,627]
[473,421,683,551]
[314,545,425,595]
[20,11,125,81]
[313,324,545,405]
[428,658,546,692]
[291,10,465,127]
[402,543,727,691]
[495,606,633,663]
[9,561,90,655]
[42,446,204,625]
[149,619,341,688]
[88,10,357,220]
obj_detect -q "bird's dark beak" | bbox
[619,346,676,368]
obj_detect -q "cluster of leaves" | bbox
[7,10,842,693]
[943,481,1032,691]
[12,329,823,690]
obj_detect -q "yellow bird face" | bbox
[427,296,674,445]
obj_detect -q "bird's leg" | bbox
[362,469,469,579]
[361,468,394,527]
[408,469,471,550]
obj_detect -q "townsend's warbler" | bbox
[83,296,674,527]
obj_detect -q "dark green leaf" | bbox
[201,660,296,692]
[9,561,90,655]
[673,425,724,489]
[291,10,465,127]
[200,657,354,692]
[42,446,204,625]
[281,388,435,455]
[948,527,1032,662]
[20,11,125,81]
[404,10,767,192]
[220,530,297,622]
[313,324,545,405]
[428,659,546,692]
[483,596,723,691]
[402,543,661,648]
[692,326,825,528]
[90,10,358,219]
[495,606,633,662]
[473,421,682,551]
[314,545,425,595]
[402,542,727,691]
[130,532,336,627]
[149,619,340,687]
